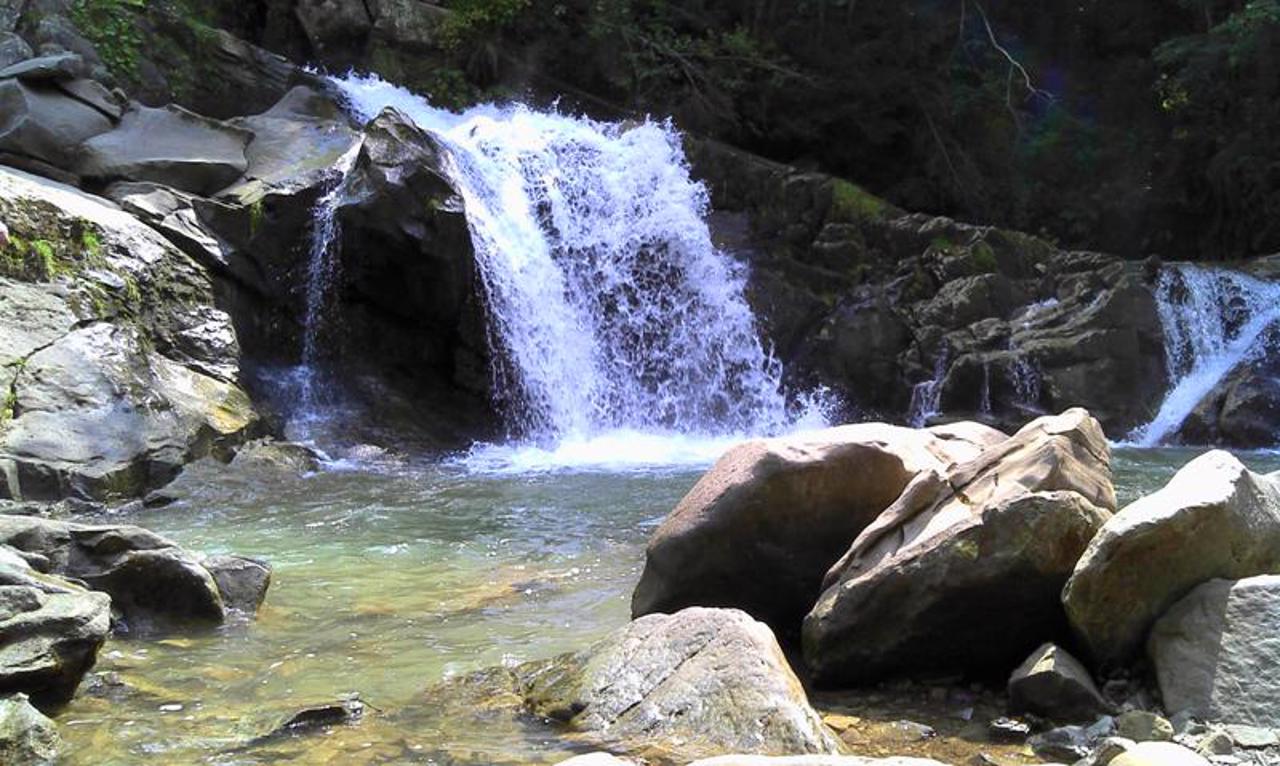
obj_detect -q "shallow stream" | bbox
[55,445,1280,765]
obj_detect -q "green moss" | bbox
[72,0,147,82]
[930,235,954,252]
[829,178,889,222]
[248,199,266,237]
[970,240,999,274]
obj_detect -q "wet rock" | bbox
[1008,643,1109,722]
[632,422,1004,634]
[1196,728,1234,755]
[296,0,373,52]
[1115,711,1174,743]
[988,717,1031,742]
[0,693,60,764]
[1063,451,1280,666]
[0,546,111,704]
[0,78,113,171]
[517,607,841,761]
[261,696,364,740]
[1148,576,1280,729]
[1110,741,1210,766]
[804,409,1114,686]
[0,515,267,632]
[201,555,271,615]
[0,167,261,501]
[228,439,321,475]
[1029,725,1093,761]
[76,103,252,195]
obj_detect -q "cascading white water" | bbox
[1130,264,1280,446]
[291,142,363,432]
[907,351,948,428]
[331,74,827,467]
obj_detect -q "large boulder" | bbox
[0,77,112,171]
[515,608,841,762]
[1062,450,1280,666]
[0,693,60,764]
[76,103,252,195]
[632,422,1005,634]
[0,166,262,501]
[0,515,270,632]
[803,409,1114,686]
[1148,575,1280,727]
[0,546,110,704]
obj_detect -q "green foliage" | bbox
[830,179,888,222]
[249,200,266,237]
[71,0,147,81]
[970,241,998,274]
[439,0,532,51]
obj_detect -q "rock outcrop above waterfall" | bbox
[433,607,842,763]
[1148,575,1280,728]
[0,166,262,501]
[803,409,1114,686]
[1062,450,1280,666]
[631,421,1005,634]
[688,139,1169,437]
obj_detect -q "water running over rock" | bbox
[330,74,826,466]
[1131,265,1280,446]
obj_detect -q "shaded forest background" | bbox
[217,0,1280,261]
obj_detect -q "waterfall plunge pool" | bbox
[54,445,1280,765]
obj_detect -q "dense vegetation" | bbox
[417,0,1280,261]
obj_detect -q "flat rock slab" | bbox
[1150,575,1280,728]
[77,104,251,195]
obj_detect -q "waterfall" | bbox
[1129,264,1280,446]
[330,74,827,465]
[292,142,362,431]
[907,351,948,428]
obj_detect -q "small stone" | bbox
[1085,715,1118,741]
[1224,723,1278,748]
[1093,736,1137,765]
[884,719,936,743]
[158,703,183,712]
[988,716,1031,742]
[1029,725,1092,761]
[1116,710,1174,742]
[1008,642,1109,722]
[1196,728,1233,756]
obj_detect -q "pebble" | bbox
[988,716,1031,742]
[159,703,183,712]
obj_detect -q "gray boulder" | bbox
[0,693,60,764]
[0,515,270,632]
[803,409,1114,686]
[0,78,112,170]
[516,608,841,761]
[0,166,261,501]
[0,546,110,703]
[76,104,252,195]
[1063,450,1280,666]
[1149,575,1280,728]
[632,422,1004,634]
[0,32,33,70]
[1008,643,1109,722]
[1110,742,1210,766]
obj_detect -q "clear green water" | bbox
[54,446,1280,765]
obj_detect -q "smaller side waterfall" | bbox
[1130,264,1280,446]
[294,143,363,426]
[908,351,948,427]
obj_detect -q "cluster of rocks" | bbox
[0,511,270,762]
[689,140,1277,448]
[410,409,1280,765]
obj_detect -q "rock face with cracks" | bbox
[803,409,1114,686]
[632,421,1006,634]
